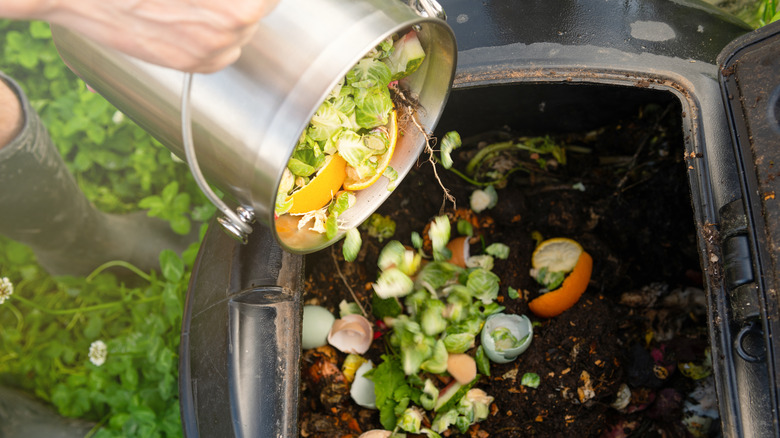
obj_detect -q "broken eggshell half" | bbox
[350,360,377,409]
[358,431,392,438]
[480,313,533,364]
[327,314,374,354]
[447,236,470,268]
[301,305,336,350]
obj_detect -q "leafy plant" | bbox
[0,241,202,437]
[757,0,780,25]
[0,20,209,230]
[1,20,216,436]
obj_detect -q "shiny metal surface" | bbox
[51,0,456,253]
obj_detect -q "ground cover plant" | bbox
[0,19,212,437]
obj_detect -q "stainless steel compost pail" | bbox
[51,0,456,253]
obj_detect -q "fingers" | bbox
[40,0,278,73]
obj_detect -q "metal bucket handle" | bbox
[180,73,255,244]
[181,0,446,244]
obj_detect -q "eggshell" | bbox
[350,361,377,409]
[327,314,374,354]
[447,236,470,268]
[301,305,335,350]
[358,431,392,438]
[481,313,533,363]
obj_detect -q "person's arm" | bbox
[0,79,23,150]
[0,0,279,73]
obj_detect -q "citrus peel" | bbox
[287,154,347,214]
[342,108,398,191]
[531,237,583,273]
[528,251,593,318]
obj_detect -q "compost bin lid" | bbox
[717,18,780,435]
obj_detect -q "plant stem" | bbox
[464,140,514,175]
[448,165,529,188]
[86,260,152,283]
[5,301,25,332]
[12,293,161,315]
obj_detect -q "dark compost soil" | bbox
[299,98,714,438]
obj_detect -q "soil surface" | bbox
[299,102,715,437]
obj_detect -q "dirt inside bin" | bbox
[299,94,716,437]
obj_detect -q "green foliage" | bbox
[757,0,780,25]
[366,355,421,430]
[0,20,210,230]
[0,20,217,436]
[0,239,202,436]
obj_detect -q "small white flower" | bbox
[0,277,13,305]
[88,340,108,367]
[111,110,125,124]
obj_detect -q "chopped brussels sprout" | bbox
[397,407,423,433]
[521,372,541,388]
[420,379,440,411]
[343,228,362,262]
[470,185,498,213]
[420,339,449,374]
[384,31,426,81]
[373,267,414,299]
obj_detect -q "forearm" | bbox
[0,78,24,150]
[0,0,280,73]
[0,0,55,20]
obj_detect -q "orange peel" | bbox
[286,154,347,214]
[528,251,593,318]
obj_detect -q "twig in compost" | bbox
[331,246,367,317]
[614,103,675,195]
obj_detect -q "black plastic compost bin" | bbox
[179,0,780,436]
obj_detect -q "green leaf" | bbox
[29,21,52,39]
[475,345,491,377]
[372,292,403,319]
[122,367,139,390]
[361,213,397,242]
[420,339,448,374]
[287,156,318,178]
[485,243,510,259]
[443,332,475,354]
[457,219,473,237]
[354,86,393,129]
[439,131,462,169]
[521,372,541,388]
[467,269,501,304]
[159,249,184,282]
[86,125,106,144]
[411,231,423,249]
[325,214,340,240]
[415,261,461,292]
[346,58,392,89]
[83,315,104,339]
[507,286,520,299]
[428,216,451,259]
[343,228,362,262]
[384,31,426,81]
[169,215,191,235]
[368,355,408,430]
[161,181,179,204]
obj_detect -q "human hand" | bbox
[1,0,280,73]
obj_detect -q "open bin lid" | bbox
[715,18,780,437]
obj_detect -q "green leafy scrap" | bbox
[367,355,421,430]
